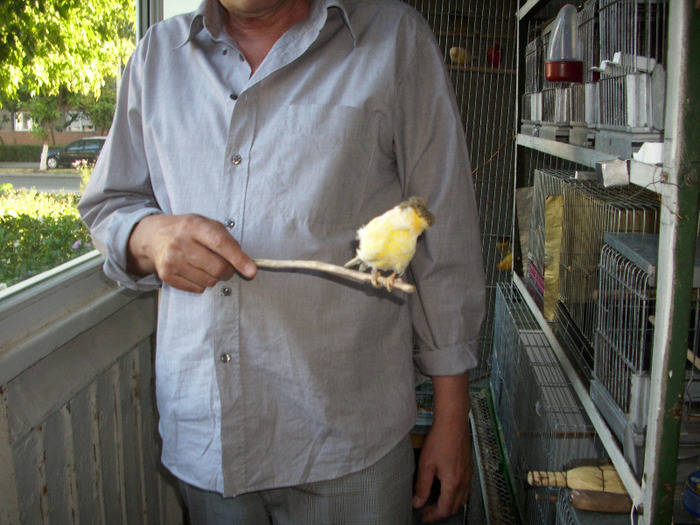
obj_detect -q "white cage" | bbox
[492,283,604,524]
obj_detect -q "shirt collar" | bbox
[178,0,357,48]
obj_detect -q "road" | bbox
[0,171,81,194]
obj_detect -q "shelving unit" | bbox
[511,0,699,523]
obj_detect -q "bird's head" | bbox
[400,197,435,230]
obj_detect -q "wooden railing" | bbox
[0,254,184,525]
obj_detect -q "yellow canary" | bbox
[496,238,513,271]
[345,197,435,290]
[449,46,471,65]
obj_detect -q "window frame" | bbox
[0,0,193,362]
[0,0,155,370]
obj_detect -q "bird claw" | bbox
[370,271,398,292]
[383,273,397,292]
[370,272,397,292]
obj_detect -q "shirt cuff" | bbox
[413,341,479,376]
[101,209,164,291]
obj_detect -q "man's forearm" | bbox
[431,372,471,429]
[413,371,472,521]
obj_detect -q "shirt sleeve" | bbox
[392,16,486,376]
[78,38,164,291]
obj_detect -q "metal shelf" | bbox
[516,134,618,168]
[514,0,699,522]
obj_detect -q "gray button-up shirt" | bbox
[79,0,486,497]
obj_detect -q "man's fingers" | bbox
[412,467,434,509]
[419,479,461,523]
[128,214,256,292]
[193,218,257,279]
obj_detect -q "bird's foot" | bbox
[370,270,381,288]
[383,272,398,292]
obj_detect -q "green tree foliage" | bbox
[69,86,118,135]
[26,95,61,143]
[0,0,135,103]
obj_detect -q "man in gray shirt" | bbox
[79,0,486,522]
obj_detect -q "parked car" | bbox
[47,137,107,169]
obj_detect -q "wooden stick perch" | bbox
[253,259,416,294]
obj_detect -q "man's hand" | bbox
[413,373,472,522]
[127,213,257,293]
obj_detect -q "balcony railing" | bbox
[0,253,184,524]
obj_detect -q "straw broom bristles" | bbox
[527,463,628,495]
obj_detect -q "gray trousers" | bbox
[179,435,415,525]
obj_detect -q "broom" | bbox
[527,461,628,495]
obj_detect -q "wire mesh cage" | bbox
[492,283,604,525]
[591,233,700,476]
[526,169,592,318]
[400,1,520,519]
[521,1,597,143]
[558,183,660,373]
[596,0,668,135]
[404,0,519,377]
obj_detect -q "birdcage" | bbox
[558,184,660,374]
[591,233,700,475]
[555,488,632,524]
[595,0,668,157]
[492,283,604,525]
[404,0,519,379]
[527,169,593,319]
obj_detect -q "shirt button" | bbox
[231,155,242,165]
[221,287,232,296]
[220,353,231,363]
[224,219,236,229]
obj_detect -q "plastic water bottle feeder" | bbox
[545,4,583,83]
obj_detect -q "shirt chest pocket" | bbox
[251,104,380,228]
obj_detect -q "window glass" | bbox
[163,0,200,18]
[0,1,136,291]
[13,112,34,132]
